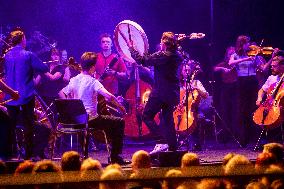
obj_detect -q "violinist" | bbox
[228,35,264,147]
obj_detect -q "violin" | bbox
[65,57,82,72]
[248,45,275,56]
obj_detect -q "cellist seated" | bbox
[256,50,284,106]
[254,51,284,144]
[175,61,209,151]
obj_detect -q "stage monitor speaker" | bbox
[151,150,187,167]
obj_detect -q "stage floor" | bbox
[52,137,261,167]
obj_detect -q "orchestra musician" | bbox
[59,52,129,165]
[61,49,81,79]
[179,62,209,151]
[4,29,48,160]
[35,48,70,106]
[128,32,183,154]
[255,49,283,145]
[95,33,127,96]
[228,35,267,147]
[256,49,281,106]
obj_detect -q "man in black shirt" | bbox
[129,32,183,154]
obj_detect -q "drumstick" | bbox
[118,28,129,45]
[0,98,13,105]
[128,24,132,42]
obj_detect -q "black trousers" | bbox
[220,82,239,141]
[143,95,177,150]
[0,109,12,160]
[237,76,259,146]
[88,115,125,158]
[6,98,35,159]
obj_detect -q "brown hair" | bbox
[10,30,25,46]
[161,32,178,51]
[100,33,112,42]
[181,152,200,168]
[14,160,35,175]
[32,160,61,173]
[80,52,97,71]
[131,150,151,170]
[272,56,284,66]
[50,48,60,57]
[61,151,81,171]
[81,157,102,172]
[235,35,250,56]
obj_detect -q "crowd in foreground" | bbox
[0,142,284,189]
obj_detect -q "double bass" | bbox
[253,73,284,129]
[173,69,201,133]
[124,63,151,137]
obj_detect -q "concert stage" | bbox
[2,137,270,174]
[51,137,260,167]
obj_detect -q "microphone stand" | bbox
[208,80,242,148]
[176,46,195,150]
[185,68,194,133]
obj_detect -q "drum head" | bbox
[114,20,149,63]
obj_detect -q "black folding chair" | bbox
[51,99,89,159]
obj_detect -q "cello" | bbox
[253,73,284,129]
[173,69,201,133]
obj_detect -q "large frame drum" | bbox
[113,20,153,137]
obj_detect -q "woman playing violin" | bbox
[228,35,264,147]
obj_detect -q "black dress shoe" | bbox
[109,156,131,165]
